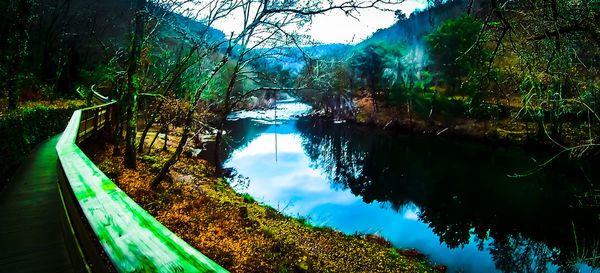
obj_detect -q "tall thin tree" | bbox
[124,0,147,169]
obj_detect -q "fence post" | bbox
[94,108,101,142]
[81,111,88,143]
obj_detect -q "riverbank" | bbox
[83,128,444,273]
[311,94,597,155]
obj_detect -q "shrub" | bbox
[0,104,82,187]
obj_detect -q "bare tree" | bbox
[122,0,202,168]
[150,0,403,186]
[123,0,147,169]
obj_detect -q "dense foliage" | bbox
[289,0,600,156]
[0,102,84,186]
[426,15,488,98]
[1,0,598,271]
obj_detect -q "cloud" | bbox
[308,0,428,44]
[193,0,429,45]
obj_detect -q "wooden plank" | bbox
[56,107,228,273]
[0,135,74,273]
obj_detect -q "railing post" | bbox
[105,105,113,141]
[95,110,98,131]
[81,111,88,143]
[95,108,99,132]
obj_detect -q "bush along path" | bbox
[0,101,85,188]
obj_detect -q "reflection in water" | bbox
[228,99,312,124]
[221,101,600,273]
[489,235,555,273]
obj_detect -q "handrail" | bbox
[56,97,227,272]
[92,92,109,103]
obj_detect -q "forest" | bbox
[1,0,599,272]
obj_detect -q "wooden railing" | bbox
[56,95,227,273]
[76,103,113,144]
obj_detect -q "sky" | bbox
[203,0,429,45]
[306,0,428,44]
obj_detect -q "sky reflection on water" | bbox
[225,121,499,272]
[223,100,598,273]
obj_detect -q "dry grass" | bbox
[84,130,438,273]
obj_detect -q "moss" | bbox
[98,159,120,179]
[149,163,162,174]
[141,154,159,164]
[140,154,168,174]
[388,248,400,260]
[292,215,328,231]
[241,193,256,204]
[275,267,290,273]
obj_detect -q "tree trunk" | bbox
[113,104,124,141]
[150,46,232,188]
[147,129,160,154]
[138,100,163,152]
[7,78,19,111]
[6,0,32,110]
[137,46,198,153]
[162,127,169,151]
[213,61,240,175]
[213,127,223,175]
[124,0,146,169]
[151,109,192,189]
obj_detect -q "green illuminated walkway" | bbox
[0,134,74,273]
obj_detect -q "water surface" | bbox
[221,100,600,273]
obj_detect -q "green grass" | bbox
[240,193,256,203]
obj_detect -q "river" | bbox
[218,99,599,273]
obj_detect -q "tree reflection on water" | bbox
[220,115,599,272]
[294,117,599,272]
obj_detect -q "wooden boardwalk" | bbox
[0,134,74,273]
[0,100,227,273]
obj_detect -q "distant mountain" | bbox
[362,0,470,45]
[252,0,473,75]
[249,43,354,76]
[300,44,354,59]
[170,12,227,44]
